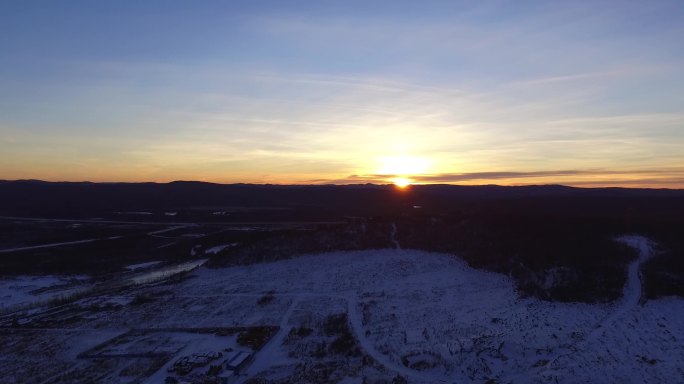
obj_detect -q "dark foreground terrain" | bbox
[2,180,684,384]
[1,180,683,302]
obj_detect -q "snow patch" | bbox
[125,261,162,271]
[205,243,238,255]
[0,275,89,308]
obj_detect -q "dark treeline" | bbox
[2,179,684,219]
[1,180,683,302]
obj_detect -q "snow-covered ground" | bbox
[0,275,89,309]
[204,243,238,255]
[174,236,682,383]
[2,236,682,383]
[128,259,207,285]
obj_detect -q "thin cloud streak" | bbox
[317,168,684,187]
[1,2,683,184]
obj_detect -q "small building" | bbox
[188,351,221,367]
[168,351,222,375]
[225,350,253,373]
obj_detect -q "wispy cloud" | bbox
[1,2,683,184]
[317,168,684,188]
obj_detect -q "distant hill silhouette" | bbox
[1,179,684,219]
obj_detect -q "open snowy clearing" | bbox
[2,236,682,383]
[170,235,682,383]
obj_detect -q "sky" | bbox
[1,0,683,187]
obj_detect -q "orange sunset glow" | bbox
[1,2,683,188]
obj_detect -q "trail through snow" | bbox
[0,224,193,253]
[0,239,98,253]
[239,296,300,382]
[539,235,656,378]
[390,222,401,250]
[186,288,450,382]
[147,225,194,238]
[346,294,453,383]
[587,235,654,342]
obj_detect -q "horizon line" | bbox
[2,178,683,191]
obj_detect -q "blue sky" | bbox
[1,1,683,186]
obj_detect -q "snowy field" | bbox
[176,236,683,383]
[1,236,682,383]
[0,275,89,309]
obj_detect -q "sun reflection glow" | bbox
[377,156,430,175]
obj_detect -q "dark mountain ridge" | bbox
[2,179,683,219]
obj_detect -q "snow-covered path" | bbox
[346,294,452,383]
[186,290,443,382]
[587,235,654,342]
[239,296,300,381]
[0,223,191,254]
[0,238,99,253]
[539,235,657,380]
[390,222,401,250]
[147,225,193,238]
[180,288,451,382]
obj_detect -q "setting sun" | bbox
[391,177,412,188]
[376,155,429,187]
